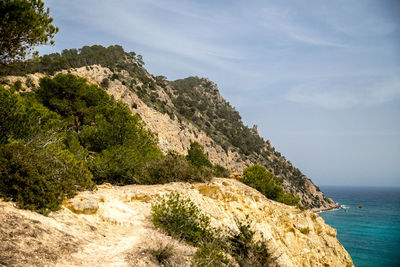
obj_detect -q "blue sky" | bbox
[38,0,400,186]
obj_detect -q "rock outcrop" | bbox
[2,59,337,211]
[0,179,353,266]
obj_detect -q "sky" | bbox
[38,0,400,187]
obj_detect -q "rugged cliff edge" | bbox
[2,47,339,211]
[0,178,353,267]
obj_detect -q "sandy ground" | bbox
[0,195,194,267]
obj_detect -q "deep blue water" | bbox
[319,186,400,267]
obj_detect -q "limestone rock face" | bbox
[58,179,352,266]
[2,65,338,210]
[0,179,353,266]
[57,65,247,171]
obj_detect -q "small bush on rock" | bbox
[242,164,299,206]
[186,142,212,168]
[152,192,271,266]
[152,192,214,246]
[149,243,175,266]
[228,216,270,267]
[140,152,212,184]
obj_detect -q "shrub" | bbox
[36,74,110,131]
[100,78,109,89]
[110,73,119,81]
[0,86,20,144]
[79,102,159,153]
[228,217,270,267]
[213,164,230,178]
[140,153,212,184]
[152,192,271,266]
[15,94,63,143]
[192,242,230,267]
[88,145,142,185]
[13,80,23,91]
[0,143,94,215]
[186,142,212,168]
[241,164,299,206]
[152,192,213,246]
[149,243,175,266]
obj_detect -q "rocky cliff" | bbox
[0,178,353,267]
[1,45,338,211]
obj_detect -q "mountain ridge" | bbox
[1,44,338,211]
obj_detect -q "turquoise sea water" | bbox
[319,186,400,267]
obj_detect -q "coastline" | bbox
[312,203,342,213]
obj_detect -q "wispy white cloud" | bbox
[39,0,400,186]
[284,75,400,109]
[258,6,347,48]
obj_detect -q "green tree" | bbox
[0,86,20,144]
[186,142,212,168]
[37,74,110,131]
[88,145,142,185]
[0,0,58,64]
[0,142,93,214]
[79,102,157,152]
[241,164,299,206]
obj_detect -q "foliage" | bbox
[186,142,212,168]
[0,0,58,64]
[0,142,93,215]
[89,145,147,185]
[79,102,158,153]
[242,164,299,206]
[228,217,270,267]
[171,77,265,156]
[100,78,109,89]
[152,192,271,266]
[212,164,230,178]
[0,86,63,145]
[152,192,214,246]
[0,86,20,144]
[0,45,136,75]
[15,94,63,143]
[140,152,212,185]
[149,243,175,266]
[37,74,110,131]
[13,80,22,91]
[192,242,230,267]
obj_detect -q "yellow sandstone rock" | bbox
[60,178,352,266]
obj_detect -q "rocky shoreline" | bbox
[312,203,342,213]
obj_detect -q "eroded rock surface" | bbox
[1,179,353,266]
[2,66,338,211]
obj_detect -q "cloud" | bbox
[258,6,347,48]
[284,75,400,109]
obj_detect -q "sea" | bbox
[319,186,400,267]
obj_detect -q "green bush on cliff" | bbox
[212,164,230,178]
[139,152,212,184]
[36,74,163,185]
[186,141,230,178]
[228,216,270,267]
[152,192,271,266]
[186,141,212,168]
[0,143,94,215]
[152,192,214,246]
[242,164,299,206]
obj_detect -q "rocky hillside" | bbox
[0,178,353,267]
[0,45,337,211]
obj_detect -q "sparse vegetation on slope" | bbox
[242,164,299,207]
[152,192,271,266]
[0,44,336,210]
[0,74,220,214]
